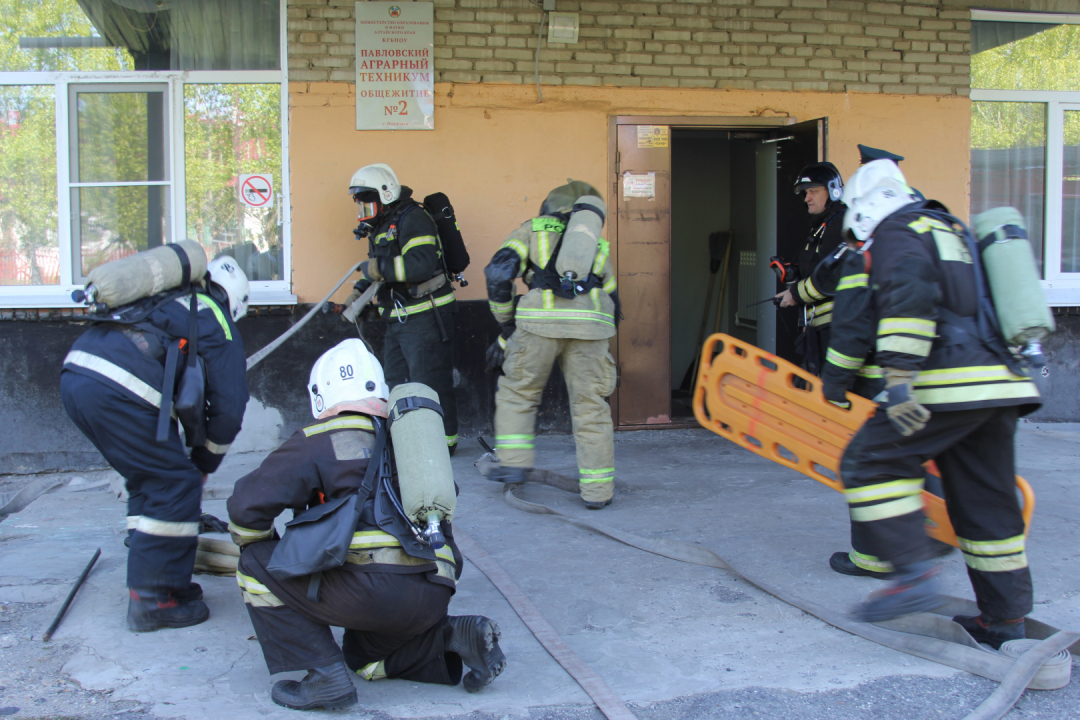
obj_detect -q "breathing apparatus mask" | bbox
[352,190,382,239]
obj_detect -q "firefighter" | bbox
[483,181,619,509]
[227,339,504,710]
[344,163,460,454]
[775,162,848,378]
[60,256,250,632]
[822,160,1041,645]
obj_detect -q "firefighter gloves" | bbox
[361,260,383,282]
[880,368,931,436]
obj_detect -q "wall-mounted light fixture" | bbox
[547,13,579,44]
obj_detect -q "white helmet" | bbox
[308,339,389,419]
[348,163,400,205]
[206,255,250,322]
[841,159,917,242]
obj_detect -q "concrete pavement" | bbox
[0,422,1077,719]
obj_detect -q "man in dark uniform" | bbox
[775,162,849,378]
[823,160,1041,645]
[61,256,250,632]
[227,339,505,711]
[345,163,460,454]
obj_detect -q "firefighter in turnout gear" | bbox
[776,162,849,379]
[227,340,505,711]
[345,163,460,454]
[61,256,250,632]
[822,161,1042,642]
[484,181,619,509]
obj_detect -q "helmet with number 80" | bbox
[308,339,389,419]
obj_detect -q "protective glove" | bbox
[485,323,515,374]
[822,378,850,404]
[340,288,362,322]
[878,368,930,436]
[361,259,383,282]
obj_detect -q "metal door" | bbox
[772,118,826,365]
[615,124,672,425]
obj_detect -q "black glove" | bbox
[485,323,515,374]
[822,379,849,404]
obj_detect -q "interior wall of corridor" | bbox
[288,82,971,304]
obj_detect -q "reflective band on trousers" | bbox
[962,552,1028,572]
[845,478,923,505]
[496,434,534,450]
[580,467,615,484]
[237,572,284,607]
[849,494,924,522]
[850,550,894,573]
[64,350,162,408]
[957,534,1026,556]
[135,516,200,537]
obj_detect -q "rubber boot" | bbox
[127,588,209,632]
[829,551,893,579]
[447,615,506,693]
[174,582,203,603]
[271,661,358,711]
[953,615,1026,650]
[487,466,528,485]
[584,498,613,510]
[855,561,944,622]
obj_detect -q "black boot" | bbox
[447,615,506,693]
[173,582,203,603]
[855,561,944,622]
[953,615,1026,650]
[271,662,358,711]
[829,552,893,579]
[487,466,528,485]
[127,588,209,632]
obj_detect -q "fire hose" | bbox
[471,448,1077,720]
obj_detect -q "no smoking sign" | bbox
[239,174,274,208]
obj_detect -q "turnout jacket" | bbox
[822,203,1042,413]
[356,190,455,322]
[227,413,462,590]
[62,291,248,475]
[791,202,847,329]
[486,216,618,341]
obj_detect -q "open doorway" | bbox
[611,116,824,427]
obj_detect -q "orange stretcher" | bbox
[692,333,1035,547]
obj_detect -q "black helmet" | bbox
[793,162,843,203]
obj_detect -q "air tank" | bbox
[555,194,606,283]
[972,208,1054,362]
[76,240,207,310]
[388,383,456,547]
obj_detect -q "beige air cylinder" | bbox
[83,240,207,310]
[555,195,606,281]
[388,383,456,537]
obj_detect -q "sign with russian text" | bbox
[355,2,434,131]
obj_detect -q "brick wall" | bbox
[287,0,990,95]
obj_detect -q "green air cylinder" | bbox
[972,207,1054,346]
[388,383,456,541]
[83,240,208,310]
[554,194,606,282]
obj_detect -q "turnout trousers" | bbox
[840,405,1032,619]
[60,371,202,590]
[383,307,459,450]
[236,541,461,684]
[494,328,618,503]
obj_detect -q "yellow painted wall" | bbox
[289,82,971,303]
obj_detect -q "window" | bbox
[971,11,1080,304]
[0,0,290,307]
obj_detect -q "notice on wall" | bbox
[622,172,656,200]
[238,174,274,207]
[355,2,434,131]
[637,125,669,148]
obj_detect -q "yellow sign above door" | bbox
[636,125,669,148]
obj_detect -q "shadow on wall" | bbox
[0,300,573,475]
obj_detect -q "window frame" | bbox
[971,9,1080,306]
[0,0,293,308]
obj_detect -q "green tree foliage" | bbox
[972,24,1080,150]
[185,84,282,279]
[0,0,131,72]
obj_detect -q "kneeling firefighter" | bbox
[227,339,505,711]
[61,247,250,632]
[344,163,460,454]
[484,181,620,509]
[822,160,1043,643]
